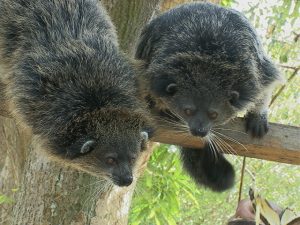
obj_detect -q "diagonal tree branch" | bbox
[270,67,299,106]
[153,118,300,165]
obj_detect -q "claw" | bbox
[245,112,269,138]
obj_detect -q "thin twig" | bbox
[293,31,300,42]
[278,65,300,70]
[270,67,299,106]
[238,157,247,204]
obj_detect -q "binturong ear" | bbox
[260,58,284,85]
[80,140,96,154]
[166,83,177,95]
[135,22,160,64]
[140,131,149,151]
[229,91,240,107]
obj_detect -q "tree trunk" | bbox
[10,143,154,225]
[102,0,162,55]
[161,0,220,11]
[0,1,160,225]
[0,117,29,225]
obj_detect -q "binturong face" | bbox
[149,54,259,138]
[45,110,149,187]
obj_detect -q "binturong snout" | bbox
[117,175,133,187]
[190,127,210,137]
[189,119,212,137]
[112,164,134,187]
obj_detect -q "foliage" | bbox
[130,0,300,224]
[237,0,300,125]
[0,188,18,205]
[130,146,300,225]
[130,145,185,225]
[0,194,13,205]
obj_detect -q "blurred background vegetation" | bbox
[129,0,300,224]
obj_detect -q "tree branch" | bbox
[270,67,299,106]
[278,64,300,70]
[153,118,300,165]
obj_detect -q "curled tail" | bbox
[180,144,235,192]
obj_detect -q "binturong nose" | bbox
[190,127,209,137]
[189,119,211,137]
[118,175,133,187]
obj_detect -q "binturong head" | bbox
[147,52,259,138]
[42,109,150,187]
[16,50,152,187]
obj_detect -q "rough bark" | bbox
[0,1,160,225]
[102,0,162,55]
[0,118,29,225]
[161,0,221,12]
[10,143,154,225]
[0,81,10,118]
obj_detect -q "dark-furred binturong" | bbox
[0,0,150,187]
[135,3,283,191]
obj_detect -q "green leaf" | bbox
[279,54,288,63]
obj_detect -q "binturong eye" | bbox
[208,110,218,120]
[80,140,96,154]
[106,157,117,165]
[184,107,195,116]
[130,157,136,165]
[229,91,240,107]
[165,83,177,95]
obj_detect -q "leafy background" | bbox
[129,0,300,224]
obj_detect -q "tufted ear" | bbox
[80,140,96,154]
[140,131,149,151]
[260,58,284,86]
[150,76,177,97]
[229,91,240,106]
[166,83,177,95]
[141,131,148,142]
[135,22,161,65]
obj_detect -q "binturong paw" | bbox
[201,148,235,192]
[180,145,235,192]
[245,112,269,138]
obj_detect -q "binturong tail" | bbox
[180,143,235,192]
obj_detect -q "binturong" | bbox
[135,3,283,191]
[0,0,150,187]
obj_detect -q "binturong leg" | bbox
[180,144,235,192]
[245,89,273,138]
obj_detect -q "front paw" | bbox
[245,112,269,138]
[202,152,235,192]
[180,146,235,192]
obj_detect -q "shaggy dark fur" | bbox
[0,0,149,187]
[135,3,282,191]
